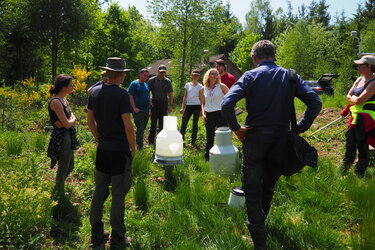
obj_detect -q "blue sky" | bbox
[107,0,363,24]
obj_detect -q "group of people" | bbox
[46,40,374,249]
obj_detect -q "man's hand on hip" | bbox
[234,126,252,143]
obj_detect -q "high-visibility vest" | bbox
[349,100,375,125]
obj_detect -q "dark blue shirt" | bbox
[128,80,150,111]
[222,61,322,135]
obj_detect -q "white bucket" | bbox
[228,187,245,209]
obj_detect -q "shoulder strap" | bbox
[49,97,65,107]
[364,77,375,88]
[288,69,298,132]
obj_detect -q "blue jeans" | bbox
[133,111,149,149]
[242,131,282,247]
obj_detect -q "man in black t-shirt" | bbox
[87,57,136,249]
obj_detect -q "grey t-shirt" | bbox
[148,76,173,103]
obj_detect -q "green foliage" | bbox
[346,176,375,249]
[132,150,152,177]
[276,21,338,79]
[4,131,24,155]
[230,33,261,71]
[134,179,149,212]
[0,156,54,248]
[32,132,48,152]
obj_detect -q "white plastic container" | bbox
[209,127,240,175]
[228,187,245,209]
[155,116,183,160]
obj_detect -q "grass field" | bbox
[0,95,374,249]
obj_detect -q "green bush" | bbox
[0,158,54,248]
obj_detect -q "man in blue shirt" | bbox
[222,40,322,249]
[128,69,150,150]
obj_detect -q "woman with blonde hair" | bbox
[199,68,229,160]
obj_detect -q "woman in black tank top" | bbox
[47,74,79,199]
[343,55,375,177]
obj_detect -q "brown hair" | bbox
[215,59,226,70]
[49,74,73,95]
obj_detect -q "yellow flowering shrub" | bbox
[0,77,48,108]
[71,65,92,105]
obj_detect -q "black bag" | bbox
[277,69,318,176]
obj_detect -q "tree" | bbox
[217,2,242,56]
[230,33,261,72]
[28,0,98,79]
[276,21,338,79]
[148,0,223,87]
[308,0,330,27]
[0,0,45,84]
[244,0,275,39]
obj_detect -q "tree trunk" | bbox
[51,34,58,81]
[180,21,188,88]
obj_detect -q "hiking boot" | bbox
[110,236,132,249]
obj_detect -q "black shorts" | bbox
[96,149,131,176]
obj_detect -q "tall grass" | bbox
[346,176,375,249]
[32,132,48,152]
[134,179,149,212]
[3,132,24,155]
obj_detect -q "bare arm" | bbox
[349,82,375,105]
[199,88,206,121]
[50,99,76,128]
[121,113,136,157]
[180,88,187,113]
[87,109,98,141]
[221,83,229,95]
[129,95,140,113]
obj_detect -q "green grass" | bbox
[0,95,374,249]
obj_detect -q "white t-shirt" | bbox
[185,82,203,105]
[203,83,224,112]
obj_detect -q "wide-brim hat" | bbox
[100,57,133,72]
[353,55,375,65]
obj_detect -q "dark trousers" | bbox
[204,110,226,159]
[343,126,369,173]
[90,152,132,246]
[53,131,74,197]
[242,131,282,247]
[148,101,168,144]
[180,105,201,145]
[133,111,149,149]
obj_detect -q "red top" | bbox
[220,72,236,89]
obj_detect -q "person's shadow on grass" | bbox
[50,190,82,246]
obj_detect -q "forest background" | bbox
[0,0,374,99]
[1,0,375,249]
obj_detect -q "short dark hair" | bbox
[49,74,73,95]
[251,40,276,60]
[215,59,226,70]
